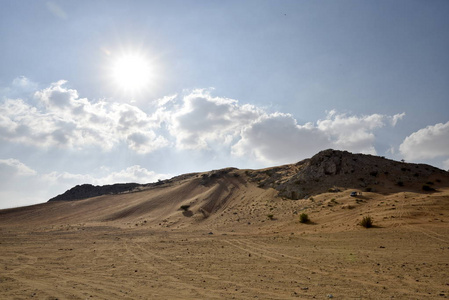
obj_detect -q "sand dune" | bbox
[1,150,449,299]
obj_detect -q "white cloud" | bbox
[0,76,39,99]
[98,165,170,184]
[0,158,36,177]
[166,89,262,150]
[232,110,404,164]
[316,111,396,155]
[399,121,449,160]
[391,112,406,126]
[0,80,167,153]
[232,113,329,164]
[43,165,169,186]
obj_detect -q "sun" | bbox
[111,53,153,92]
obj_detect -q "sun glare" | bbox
[112,53,153,92]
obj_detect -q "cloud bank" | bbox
[0,79,407,166]
[0,80,167,153]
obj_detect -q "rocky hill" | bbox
[250,149,448,199]
[48,149,448,203]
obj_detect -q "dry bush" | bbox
[360,216,373,228]
[299,213,310,223]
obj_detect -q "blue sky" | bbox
[1,0,448,208]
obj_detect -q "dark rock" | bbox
[48,183,141,202]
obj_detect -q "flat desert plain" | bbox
[1,186,449,299]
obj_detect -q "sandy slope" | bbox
[1,158,449,299]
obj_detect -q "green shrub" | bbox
[299,213,310,224]
[360,216,373,228]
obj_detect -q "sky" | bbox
[1,0,448,209]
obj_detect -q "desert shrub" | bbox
[422,185,435,192]
[180,205,190,211]
[267,214,274,220]
[299,213,310,223]
[360,216,373,228]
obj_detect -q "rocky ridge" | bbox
[48,149,448,202]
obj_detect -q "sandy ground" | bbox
[1,218,448,299]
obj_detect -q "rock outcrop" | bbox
[48,183,142,202]
[251,149,448,199]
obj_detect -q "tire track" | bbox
[224,237,412,295]
[124,240,215,299]
[127,240,290,299]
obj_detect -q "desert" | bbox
[1,150,449,299]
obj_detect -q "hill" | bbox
[1,149,448,231]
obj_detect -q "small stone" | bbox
[327,294,334,298]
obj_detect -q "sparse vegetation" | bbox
[299,213,310,223]
[267,214,274,220]
[360,216,373,228]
